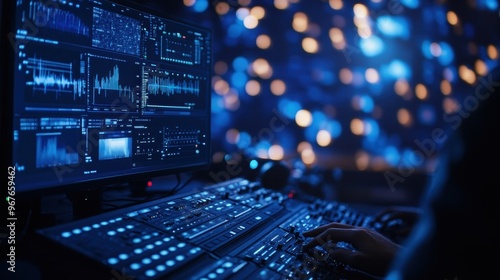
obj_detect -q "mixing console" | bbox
[37,178,381,279]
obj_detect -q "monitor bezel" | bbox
[1,0,213,198]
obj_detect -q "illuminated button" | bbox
[92,224,100,229]
[117,227,125,232]
[151,254,160,260]
[130,263,141,270]
[160,250,169,256]
[72,229,82,235]
[109,219,116,223]
[168,246,177,252]
[156,265,166,272]
[166,260,175,267]
[118,254,128,260]
[134,248,143,254]
[82,226,91,231]
[216,268,225,274]
[155,241,163,246]
[142,258,152,265]
[100,221,109,226]
[175,255,185,262]
[255,216,262,220]
[208,273,217,279]
[163,237,171,242]
[116,217,123,221]
[143,234,152,240]
[133,238,142,244]
[108,258,119,265]
[152,232,160,236]
[190,247,201,254]
[126,225,134,229]
[145,270,156,277]
[177,242,186,248]
[61,232,71,238]
[127,212,138,217]
[107,231,116,236]
[222,262,233,268]
[146,244,155,250]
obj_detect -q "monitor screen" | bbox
[2,0,212,195]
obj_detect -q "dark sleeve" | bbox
[387,67,500,280]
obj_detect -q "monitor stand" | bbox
[129,179,150,197]
[66,188,103,220]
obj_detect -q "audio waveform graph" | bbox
[90,64,138,112]
[98,137,132,160]
[36,132,79,168]
[143,68,204,111]
[147,75,200,97]
[28,0,90,37]
[25,56,86,107]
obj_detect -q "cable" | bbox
[167,172,196,196]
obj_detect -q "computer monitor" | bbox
[1,0,212,197]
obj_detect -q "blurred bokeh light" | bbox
[141,0,500,173]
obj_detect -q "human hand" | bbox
[302,222,402,277]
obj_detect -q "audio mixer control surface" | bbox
[37,178,381,279]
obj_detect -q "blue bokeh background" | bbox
[141,0,500,174]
